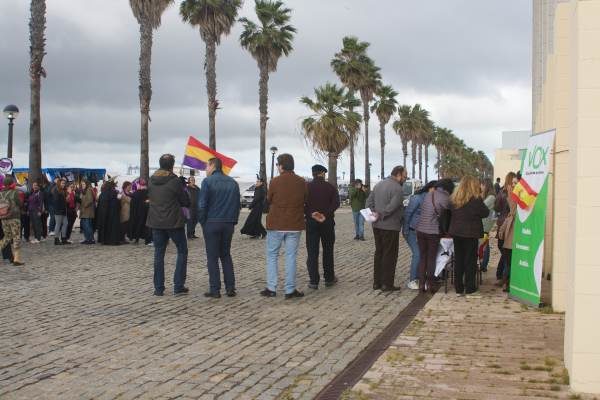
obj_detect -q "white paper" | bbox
[435,238,454,277]
[360,208,378,223]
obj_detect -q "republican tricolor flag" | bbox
[511,178,538,210]
[182,136,237,175]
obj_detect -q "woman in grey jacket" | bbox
[416,179,455,293]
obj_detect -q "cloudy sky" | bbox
[0,0,531,181]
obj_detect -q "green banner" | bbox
[509,129,555,306]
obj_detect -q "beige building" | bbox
[533,0,600,393]
[493,130,529,182]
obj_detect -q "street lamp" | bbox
[270,146,278,181]
[3,105,19,159]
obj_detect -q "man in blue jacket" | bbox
[198,157,241,298]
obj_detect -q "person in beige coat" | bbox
[120,181,132,243]
[497,175,518,292]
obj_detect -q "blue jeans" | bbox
[152,228,188,293]
[352,211,364,238]
[48,206,56,233]
[405,229,420,281]
[202,222,235,293]
[481,242,490,271]
[81,218,95,242]
[266,230,301,294]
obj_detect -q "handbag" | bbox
[432,191,451,236]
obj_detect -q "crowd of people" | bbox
[0,152,518,299]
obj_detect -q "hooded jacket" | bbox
[146,169,190,229]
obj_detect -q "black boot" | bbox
[54,238,62,245]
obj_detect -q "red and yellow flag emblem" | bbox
[511,178,538,210]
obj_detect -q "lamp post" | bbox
[3,105,19,159]
[270,146,278,181]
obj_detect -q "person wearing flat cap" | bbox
[305,164,340,289]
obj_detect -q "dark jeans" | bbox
[453,236,478,294]
[496,239,505,279]
[203,222,235,293]
[373,227,399,287]
[21,214,30,240]
[48,207,56,233]
[502,248,513,281]
[66,209,77,239]
[81,218,94,243]
[41,212,48,238]
[306,218,336,285]
[152,228,188,293]
[187,215,198,238]
[29,212,43,241]
[417,231,441,290]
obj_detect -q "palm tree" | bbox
[129,0,174,180]
[357,58,381,188]
[28,0,47,184]
[331,36,370,183]
[300,83,361,187]
[433,126,453,179]
[410,104,431,181]
[240,0,296,182]
[393,105,413,170]
[180,0,242,150]
[421,118,434,182]
[371,84,398,179]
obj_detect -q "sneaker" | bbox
[153,290,164,296]
[226,289,237,297]
[12,261,25,266]
[456,292,465,297]
[307,283,319,290]
[204,291,221,299]
[30,239,40,244]
[260,288,276,297]
[466,291,481,299]
[407,280,419,290]
[174,287,189,296]
[49,232,55,236]
[284,289,304,299]
[353,236,359,240]
[324,277,338,287]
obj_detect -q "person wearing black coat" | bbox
[96,182,122,246]
[448,176,490,297]
[240,178,267,239]
[129,181,152,245]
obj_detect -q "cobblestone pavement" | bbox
[349,240,595,400]
[0,209,416,400]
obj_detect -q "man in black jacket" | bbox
[147,154,191,296]
[305,165,340,289]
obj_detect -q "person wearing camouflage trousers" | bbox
[0,176,24,266]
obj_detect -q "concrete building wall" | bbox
[533,0,600,393]
[493,148,523,182]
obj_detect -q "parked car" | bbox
[402,179,423,206]
[240,184,256,208]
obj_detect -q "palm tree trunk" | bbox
[348,89,356,183]
[424,144,429,182]
[328,152,338,187]
[28,0,46,184]
[436,147,441,179]
[418,143,423,180]
[258,63,269,182]
[138,19,153,180]
[349,143,355,183]
[379,120,385,180]
[205,39,217,150]
[411,141,417,179]
[402,138,408,170]
[362,99,370,188]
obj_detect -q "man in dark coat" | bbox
[305,165,340,289]
[240,177,267,239]
[186,176,200,239]
[147,154,191,296]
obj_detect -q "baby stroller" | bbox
[435,238,455,293]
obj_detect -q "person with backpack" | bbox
[0,176,25,265]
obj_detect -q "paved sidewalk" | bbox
[0,210,416,400]
[349,244,594,400]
